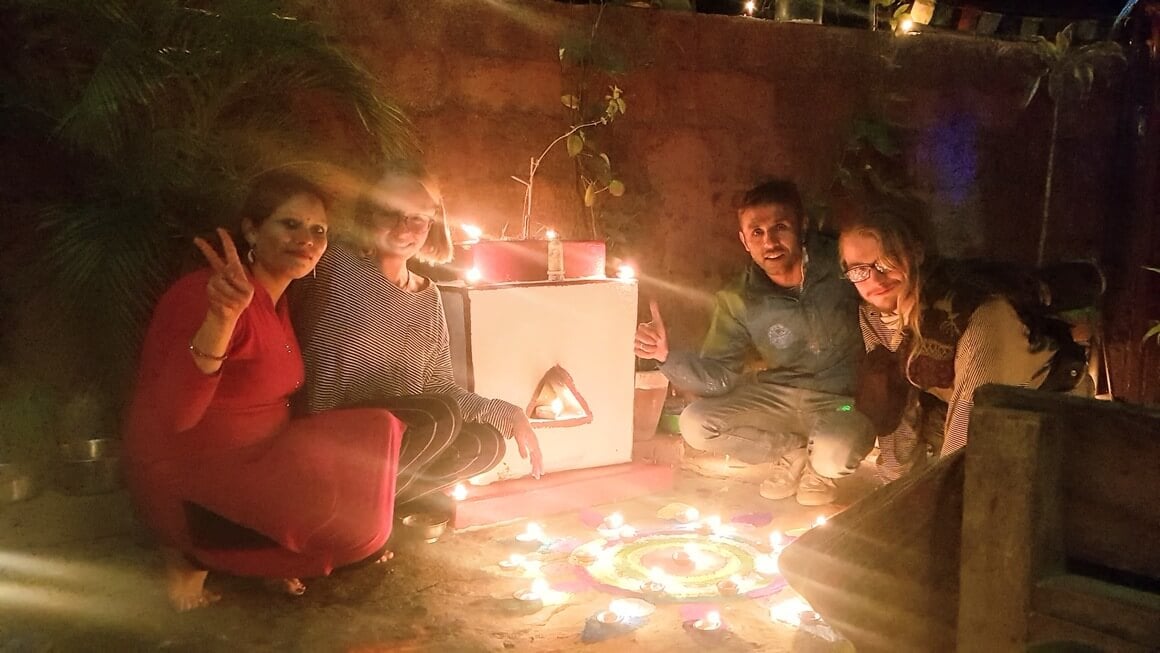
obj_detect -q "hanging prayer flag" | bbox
[930,2,956,27]
[911,0,935,25]
[977,11,1002,34]
[957,6,982,31]
[1019,16,1042,38]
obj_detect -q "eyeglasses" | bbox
[371,209,434,231]
[842,260,892,283]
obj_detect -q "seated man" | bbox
[635,179,874,506]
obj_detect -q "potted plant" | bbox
[463,1,627,284]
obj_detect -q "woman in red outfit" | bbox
[125,171,405,611]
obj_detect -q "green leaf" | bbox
[1144,321,1160,345]
[608,179,625,197]
[1055,24,1073,54]
[566,132,583,157]
[584,182,596,207]
[615,97,627,114]
[599,153,611,168]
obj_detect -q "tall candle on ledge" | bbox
[547,229,564,281]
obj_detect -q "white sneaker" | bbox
[759,448,808,500]
[796,463,837,506]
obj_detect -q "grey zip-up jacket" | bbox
[661,233,862,397]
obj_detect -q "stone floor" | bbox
[0,449,878,652]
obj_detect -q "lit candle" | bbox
[755,554,780,577]
[814,515,828,528]
[516,522,544,543]
[699,515,722,535]
[498,553,526,570]
[532,404,555,420]
[465,267,483,284]
[602,512,624,530]
[546,229,563,281]
[450,483,468,501]
[769,530,784,551]
[693,610,723,631]
[513,577,549,607]
[677,507,700,524]
[550,398,563,417]
[616,264,635,280]
[672,549,693,568]
[461,224,483,242]
[743,1,756,16]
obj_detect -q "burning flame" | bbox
[550,397,563,417]
[461,224,483,242]
[450,483,468,501]
[743,1,756,15]
[814,515,828,528]
[465,267,483,284]
[616,264,635,280]
[545,229,558,240]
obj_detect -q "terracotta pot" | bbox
[633,371,669,441]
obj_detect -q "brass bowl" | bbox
[57,438,123,496]
[0,461,41,503]
[399,512,449,543]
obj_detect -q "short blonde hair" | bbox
[345,170,454,265]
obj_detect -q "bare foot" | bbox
[375,550,395,564]
[263,577,307,596]
[162,548,221,612]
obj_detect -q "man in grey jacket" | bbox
[634,179,873,505]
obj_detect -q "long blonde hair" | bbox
[839,203,927,337]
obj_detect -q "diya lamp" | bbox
[716,574,742,597]
[572,546,598,565]
[698,515,722,536]
[693,610,724,632]
[532,398,564,420]
[755,554,780,577]
[676,507,700,524]
[515,522,546,548]
[672,543,699,570]
[498,553,526,570]
[639,566,667,598]
[769,530,784,552]
[512,577,549,611]
[595,601,624,626]
[597,512,625,540]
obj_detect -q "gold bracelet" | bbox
[189,341,228,362]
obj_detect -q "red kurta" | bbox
[125,268,404,578]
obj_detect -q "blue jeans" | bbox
[679,382,875,478]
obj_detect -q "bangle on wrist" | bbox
[189,341,228,362]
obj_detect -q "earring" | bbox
[247,247,255,264]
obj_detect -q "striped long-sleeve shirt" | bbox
[291,243,522,438]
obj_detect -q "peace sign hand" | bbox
[634,300,669,363]
[193,228,254,323]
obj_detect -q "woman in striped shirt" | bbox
[293,170,543,506]
[839,203,1084,481]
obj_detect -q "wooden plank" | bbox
[1032,574,1160,648]
[957,389,1065,652]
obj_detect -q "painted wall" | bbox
[315,1,1122,352]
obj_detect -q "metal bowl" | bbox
[399,512,449,543]
[57,438,123,496]
[0,460,42,503]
